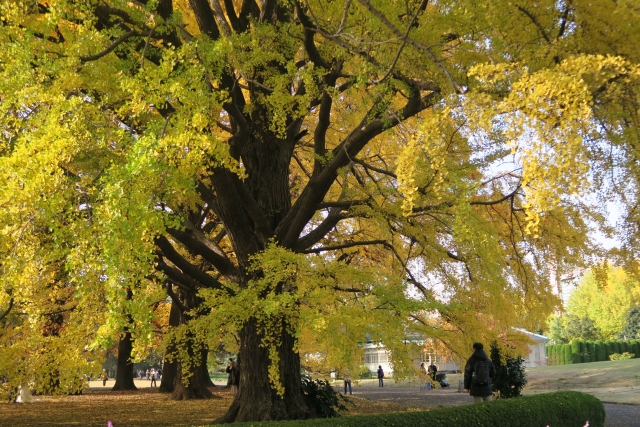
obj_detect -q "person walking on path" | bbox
[464,342,496,403]
[428,362,438,381]
[100,369,108,387]
[145,369,150,380]
[343,373,352,395]
[419,362,428,390]
[150,369,157,387]
[377,365,384,387]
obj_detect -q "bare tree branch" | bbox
[351,158,397,178]
[368,0,428,84]
[0,297,14,321]
[300,239,390,253]
[516,5,551,44]
[80,30,139,62]
[356,0,464,93]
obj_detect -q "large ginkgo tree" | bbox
[1,0,639,422]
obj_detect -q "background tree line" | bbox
[547,265,640,344]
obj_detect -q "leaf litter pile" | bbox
[0,387,418,426]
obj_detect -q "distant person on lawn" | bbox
[150,369,157,387]
[343,373,352,395]
[100,369,108,386]
[377,365,384,387]
[464,342,496,403]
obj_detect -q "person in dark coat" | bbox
[226,358,234,386]
[226,359,240,395]
[463,342,496,403]
[376,365,384,387]
[428,362,437,380]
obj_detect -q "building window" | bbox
[364,349,378,364]
[422,352,443,364]
[379,351,389,363]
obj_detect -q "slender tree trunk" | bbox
[111,329,137,391]
[168,287,213,400]
[216,318,312,423]
[201,348,215,387]
[159,298,181,393]
[112,288,137,391]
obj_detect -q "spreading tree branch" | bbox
[277,83,440,248]
[155,236,228,291]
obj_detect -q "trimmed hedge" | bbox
[595,340,606,362]
[604,341,613,360]
[571,340,581,364]
[218,392,605,427]
[612,341,621,354]
[631,340,640,358]
[564,343,573,364]
[554,339,640,364]
[581,340,590,363]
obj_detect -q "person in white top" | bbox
[150,369,157,387]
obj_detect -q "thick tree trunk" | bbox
[170,356,214,400]
[216,318,312,423]
[111,330,138,391]
[159,357,178,393]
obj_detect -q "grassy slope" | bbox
[523,357,640,403]
[525,358,640,389]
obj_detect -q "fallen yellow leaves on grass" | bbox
[0,388,418,427]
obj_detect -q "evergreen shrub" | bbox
[571,340,581,364]
[611,341,621,354]
[490,343,527,399]
[589,341,596,363]
[564,344,573,364]
[630,340,640,358]
[224,391,605,427]
[357,366,372,379]
[604,341,613,360]
[595,340,606,362]
[580,341,591,363]
[301,378,348,418]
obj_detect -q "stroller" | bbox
[435,373,450,388]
